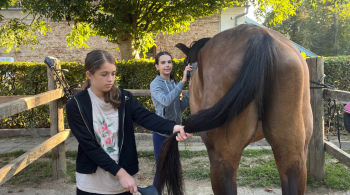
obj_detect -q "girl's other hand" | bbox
[173,125,193,141]
[116,168,138,193]
[181,64,192,83]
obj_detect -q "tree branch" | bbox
[137,1,157,25]
[21,13,31,21]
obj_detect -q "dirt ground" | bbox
[1,156,350,195]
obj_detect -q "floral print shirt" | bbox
[75,88,132,194]
[89,88,119,160]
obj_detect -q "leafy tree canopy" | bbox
[265,0,350,56]
[1,0,306,60]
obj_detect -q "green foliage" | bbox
[0,0,17,21]
[324,56,350,91]
[0,19,51,53]
[66,23,97,49]
[265,0,350,56]
[0,59,188,129]
[1,0,305,59]
[254,0,303,25]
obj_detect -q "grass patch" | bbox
[66,151,78,159]
[238,161,280,187]
[323,163,350,190]
[179,150,208,158]
[308,162,350,190]
[41,151,78,160]
[138,151,155,158]
[184,163,210,180]
[7,160,53,185]
[1,148,349,190]
[0,150,78,160]
[66,161,77,183]
[241,149,273,157]
[0,150,26,158]
[180,149,350,190]
[5,160,76,185]
[325,152,333,160]
[136,150,208,159]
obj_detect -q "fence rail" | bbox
[325,141,350,168]
[0,129,70,185]
[323,89,350,104]
[0,89,64,120]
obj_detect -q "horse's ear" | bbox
[175,43,190,56]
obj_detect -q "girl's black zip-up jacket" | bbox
[66,88,176,177]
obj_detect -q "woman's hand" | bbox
[181,64,192,83]
[116,168,137,193]
[173,125,193,141]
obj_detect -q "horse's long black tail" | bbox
[185,31,276,133]
[156,133,182,195]
[156,30,277,195]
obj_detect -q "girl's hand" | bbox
[173,125,193,141]
[116,168,138,193]
[181,64,192,83]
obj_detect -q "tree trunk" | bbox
[333,5,338,56]
[117,33,139,61]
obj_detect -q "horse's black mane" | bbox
[187,38,210,63]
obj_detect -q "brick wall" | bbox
[0,12,220,62]
[156,13,221,59]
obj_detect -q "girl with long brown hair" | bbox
[66,50,190,195]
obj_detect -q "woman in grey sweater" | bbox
[150,51,192,189]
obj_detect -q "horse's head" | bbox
[175,38,211,78]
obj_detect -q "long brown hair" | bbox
[82,50,121,109]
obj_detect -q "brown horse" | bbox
[156,24,313,195]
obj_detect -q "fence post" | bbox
[306,57,325,181]
[47,57,67,180]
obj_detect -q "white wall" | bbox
[220,7,246,32]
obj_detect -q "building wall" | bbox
[221,7,246,31]
[0,8,244,62]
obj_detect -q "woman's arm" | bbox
[66,100,121,176]
[127,91,176,134]
[150,81,185,106]
[127,91,191,141]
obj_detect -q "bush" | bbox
[324,56,350,91]
[0,59,189,129]
[1,56,350,130]
[324,56,350,134]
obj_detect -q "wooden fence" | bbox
[307,57,350,181]
[0,57,68,185]
[0,57,349,185]
[0,57,186,185]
